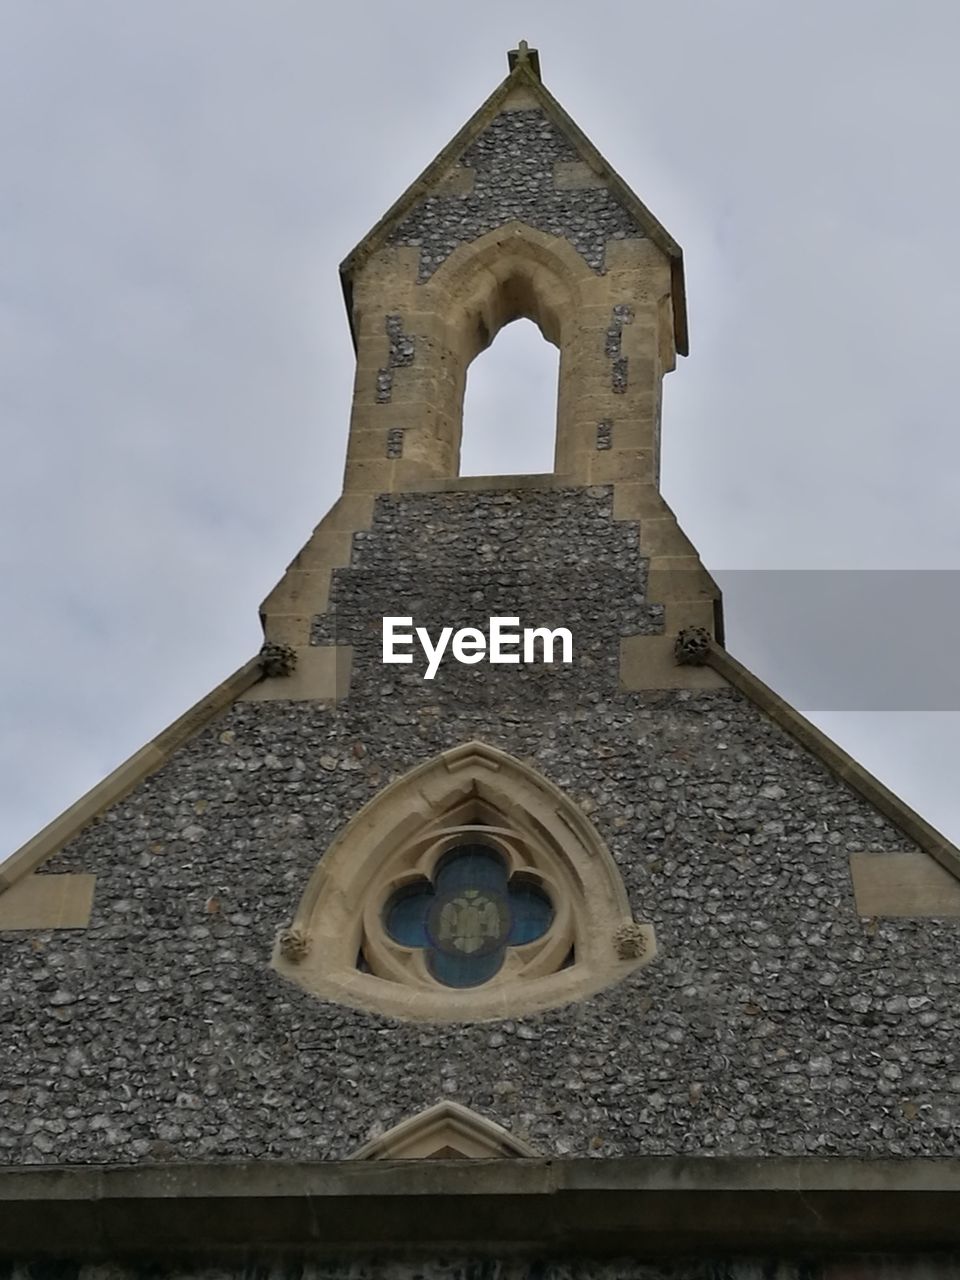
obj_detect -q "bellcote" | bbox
[258,46,711,653]
[337,43,687,493]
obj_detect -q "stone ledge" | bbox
[554,158,607,190]
[850,851,960,917]
[396,473,578,493]
[0,872,95,929]
[2,1157,960,1259]
[241,646,353,703]
[621,634,726,691]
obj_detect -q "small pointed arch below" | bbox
[273,740,656,1022]
[352,1101,538,1160]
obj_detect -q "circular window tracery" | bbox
[384,844,554,988]
[273,741,656,1022]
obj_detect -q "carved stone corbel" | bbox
[278,926,310,962]
[260,642,298,679]
[613,921,649,960]
[674,626,712,666]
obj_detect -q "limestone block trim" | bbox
[396,472,577,493]
[241,645,353,704]
[849,851,960,918]
[610,482,725,642]
[0,873,96,930]
[620,634,728,692]
[343,213,675,489]
[352,1101,537,1160]
[696,638,960,886]
[273,740,656,1022]
[554,159,607,191]
[434,166,475,198]
[0,654,268,897]
[260,494,376,646]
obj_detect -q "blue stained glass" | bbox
[381,843,554,989]
[434,847,506,895]
[508,883,554,945]
[385,885,433,947]
[429,944,504,989]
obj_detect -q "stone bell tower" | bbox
[257,38,717,684]
[2,41,960,1275]
[339,40,682,494]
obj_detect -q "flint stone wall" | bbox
[387,108,644,280]
[1,487,959,1166]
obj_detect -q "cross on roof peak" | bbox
[507,40,541,80]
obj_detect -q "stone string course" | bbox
[387,110,645,281]
[2,488,959,1167]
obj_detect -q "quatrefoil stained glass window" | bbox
[384,845,554,987]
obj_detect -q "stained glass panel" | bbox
[385,884,433,947]
[382,843,555,989]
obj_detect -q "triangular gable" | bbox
[0,648,278,902]
[338,45,689,356]
[2,633,960,923]
[352,1101,538,1160]
[675,628,960,897]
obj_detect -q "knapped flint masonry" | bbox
[2,42,959,1278]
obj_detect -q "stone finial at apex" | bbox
[507,40,541,80]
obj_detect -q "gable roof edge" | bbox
[0,654,268,895]
[339,60,688,355]
[338,63,526,348]
[527,74,689,356]
[702,640,960,885]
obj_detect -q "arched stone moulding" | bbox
[273,740,656,1022]
[344,219,673,490]
[352,1100,538,1160]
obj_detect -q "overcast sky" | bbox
[2,0,958,866]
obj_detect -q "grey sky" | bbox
[2,0,958,864]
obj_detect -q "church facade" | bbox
[2,44,960,1276]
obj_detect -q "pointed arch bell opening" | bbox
[437,225,580,479]
[273,741,656,1022]
[342,219,672,492]
[459,317,559,477]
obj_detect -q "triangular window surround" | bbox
[273,741,655,1022]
